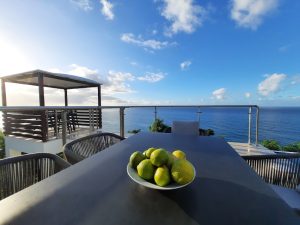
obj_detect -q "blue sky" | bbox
[0,0,299,106]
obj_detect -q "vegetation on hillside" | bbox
[261,139,300,153]
[128,118,215,136]
[0,131,5,159]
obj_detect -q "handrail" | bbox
[0,105,260,145]
[0,105,259,111]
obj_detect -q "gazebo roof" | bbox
[1,69,101,89]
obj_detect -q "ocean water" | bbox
[101,107,300,146]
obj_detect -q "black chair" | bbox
[0,153,71,200]
[243,154,300,214]
[63,132,125,164]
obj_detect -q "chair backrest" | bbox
[0,153,70,200]
[172,121,199,136]
[63,132,125,164]
[243,154,300,189]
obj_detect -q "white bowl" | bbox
[127,164,196,190]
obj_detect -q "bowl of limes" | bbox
[127,148,196,190]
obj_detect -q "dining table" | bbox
[0,132,299,225]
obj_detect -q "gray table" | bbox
[0,133,299,225]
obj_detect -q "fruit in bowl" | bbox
[128,148,195,187]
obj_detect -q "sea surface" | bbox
[0,107,299,146]
[101,107,300,146]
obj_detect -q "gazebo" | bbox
[1,69,101,107]
[1,70,103,156]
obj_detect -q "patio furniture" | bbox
[0,133,298,225]
[243,154,300,214]
[48,110,79,135]
[0,153,71,200]
[63,132,125,164]
[172,121,199,135]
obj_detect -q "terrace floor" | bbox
[228,142,275,156]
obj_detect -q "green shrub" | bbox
[283,142,300,153]
[128,129,141,134]
[261,139,281,150]
[149,119,171,133]
[0,131,5,159]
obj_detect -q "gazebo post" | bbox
[97,85,102,128]
[38,73,45,106]
[64,89,68,106]
[1,79,7,106]
[38,73,47,142]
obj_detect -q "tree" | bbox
[0,131,5,159]
[261,139,281,150]
[149,119,171,133]
[283,142,300,153]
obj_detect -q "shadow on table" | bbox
[160,177,298,225]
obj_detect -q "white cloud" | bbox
[180,60,192,70]
[245,92,251,98]
[160,0,207,36]
[100,0,114,20]
[291,75,300,85]
[230,0,278,30]
[120,33,175,51]
[137,72,165,83]
[130,61,138,66]
[68,64,135,94]
[70,0,93,11]
[278,44,291,53]
[105,70,135,94]
[258,73,286,96]
[212,88,226,100]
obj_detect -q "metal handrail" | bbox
[0,105,260,145]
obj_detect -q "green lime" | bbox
[137,159,155,180]
[167,152,175,169]
[154,165,171,187]
[143,147,156,158]
[171,159,195,185]
[150,148,169,167]
[129,151,146,169]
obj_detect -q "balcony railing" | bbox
[0,105,260,145]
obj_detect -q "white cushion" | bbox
[172,121,199,136]
[270,184,300,212]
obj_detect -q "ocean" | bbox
[101,107,300,146]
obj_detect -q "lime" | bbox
[167,152,175,169]
[172,150,186,159]
[129,151,146,169]
[143,147,156,158]
[137,159,155,180]
[171,159,195,185]
[150,148,169,167]
[154,165,171,187]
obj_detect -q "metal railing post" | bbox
[120,107,125,138]
[89,109,92,131]
[248,107,252,144]
[197,107,202,125]
[91,109,95,130]
[256,106,260,146]
[54,110,58,139]
[154,106,157,120]
[62,110,67,145]
[41,110,48,142]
